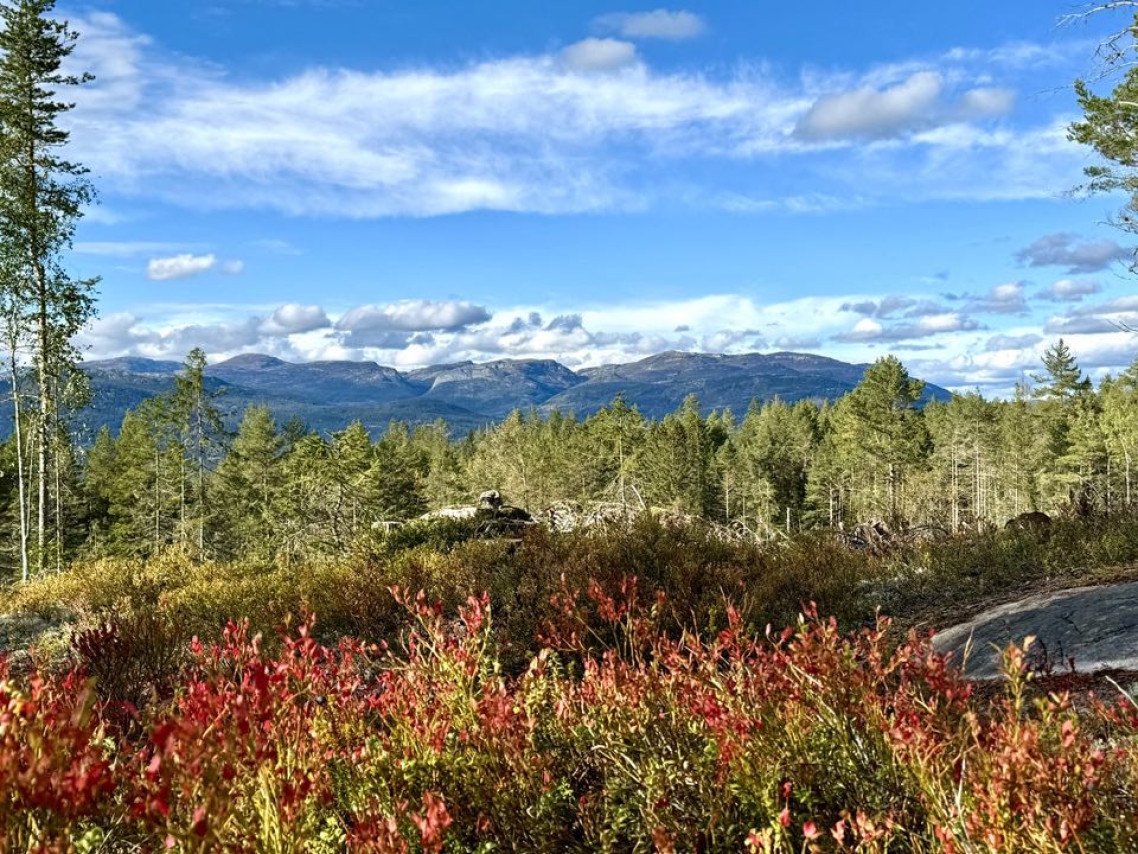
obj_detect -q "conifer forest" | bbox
[4,0,1138,851]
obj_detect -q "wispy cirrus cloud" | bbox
[59,11,1085,219]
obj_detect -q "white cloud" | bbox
[147,253,218,281]
[1015,232,1131,273]
[795,71,1014,141]
[561,38,638,72]
[262,304,330,335]
[956,87,1015,117]
[336,300,492,333]
[73,287,1138,397]
[57,13,1063,217]
[797,71,944,140]
[990,281,1025,305]
[1039,278,1101,301]
[833,312,979,342]
[594,10,705,40]
[145,253,245,281]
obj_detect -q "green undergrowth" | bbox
[5,513,1138,674]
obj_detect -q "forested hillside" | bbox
[3,337,1134,575]
[0,348,954,441]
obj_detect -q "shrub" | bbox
[1,586,1136,852]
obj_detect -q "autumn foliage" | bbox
[2,582,1137,853]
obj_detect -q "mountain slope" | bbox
[15,350,952,440]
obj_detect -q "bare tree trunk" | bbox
[180,453,186,544]
[7,338,29,582]
[1126,449,1132,508]
[197,404,205,555]
[36,281,47,578]
[54,430,62,573]
[154,445,161,554]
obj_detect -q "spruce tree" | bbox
[169,348,225,554]
[837,356,930,524]
[1033,341,1094,507]
[211,405,282,560]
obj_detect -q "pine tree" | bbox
[736,399,818,532]
[834,357,930,524]
[211,405,282,561]
[277,432,333,561]
[635,395,719,517]
[1069,6,1138,249]
[371,422,427,522]
[414,420,467,509]
[584,394,646,510]
[1033,340,1092,402]
[1102,362,1138,506]
[1033,340,1094,508]
[1,302,30,578]
[0,0,98,576]
[169,348,225,554]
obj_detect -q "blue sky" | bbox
[59,0,1138,393]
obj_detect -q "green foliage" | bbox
[7,345,1138,578]
[1071,10,1138,244]
[0,0,98,579]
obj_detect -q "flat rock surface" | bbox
[933,581,1138,679]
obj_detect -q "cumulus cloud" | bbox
[795,71,1013,141]
[594,9,705,40]
[1045,314,1122,335]
[504,312,544,334]
[1039,278,1101,302]
[840,296,918,318]
[1015,233,1130,274]
[147,253,219,281]
[561,38,638,71]
[947,281,1030,315]
[985,333,1042,351]
[261,304,331,336]
[334,300,493,349]
[773,335,821,350]
[986,281,1028,313]
[833,312,980,343]
[145,253,244,281]
[545,314,586,332]
[73,286,1138,397]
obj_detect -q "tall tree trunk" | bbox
[197,403,205,555]
[7,340,29,582]
[154,445,161,554]
[35,276,47,577]
[53,432,62,573]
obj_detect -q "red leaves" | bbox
[0,591,1136,850]
[411,792,453,854]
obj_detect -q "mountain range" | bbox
[21,351,953,439]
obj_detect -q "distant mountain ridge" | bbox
[35,351,951,439]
